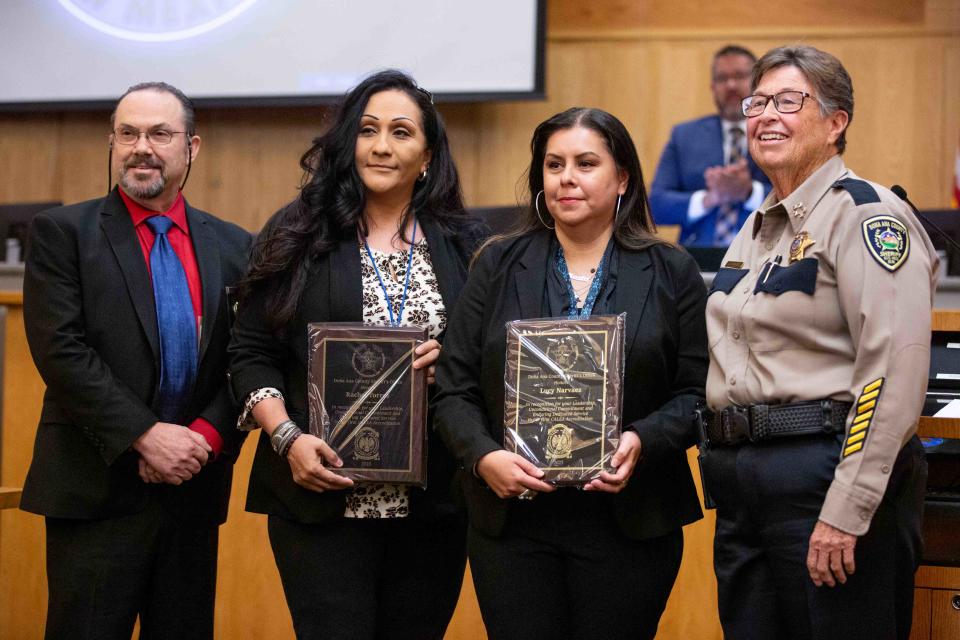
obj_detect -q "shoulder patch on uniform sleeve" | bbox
[832,178,881,206]
[861,215,910,272]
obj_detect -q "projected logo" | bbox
[58,0,259,42]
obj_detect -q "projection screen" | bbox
[0,0,545,109]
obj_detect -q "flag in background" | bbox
[954,138,960,208]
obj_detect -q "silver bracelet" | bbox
[278,430,302,459]
[275,425,303,459]
[270,420,302,457]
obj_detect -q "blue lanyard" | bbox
[556,245,606,319]
[362,219,418,327]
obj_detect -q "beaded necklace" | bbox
[555,245,606,318]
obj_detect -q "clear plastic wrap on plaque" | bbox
[504,314,625,485]
[307,323,428,486]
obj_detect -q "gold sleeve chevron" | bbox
[843,378,883,457]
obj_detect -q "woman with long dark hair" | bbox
[433,107,708,639]
[230,69,485,639]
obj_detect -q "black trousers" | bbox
[702,434,926,640]
[267,513,467,640]
[467,490,683,640]
[44,498,219,640]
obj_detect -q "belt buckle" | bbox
[722,405,751,444]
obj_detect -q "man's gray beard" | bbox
[120,171,166,200]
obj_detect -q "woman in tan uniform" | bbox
[703,45,937,640]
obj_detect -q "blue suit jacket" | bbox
[650,114,771,246]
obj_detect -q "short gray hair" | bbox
[752,45,853,154]
[110,81,196,136]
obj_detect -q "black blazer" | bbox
[20,188,253,526]
[229,215,486,524]
[433,230,707,539]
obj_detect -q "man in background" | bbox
[20,82,251,639]
[650,45,772,246]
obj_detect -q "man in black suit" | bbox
[20,82,251,639]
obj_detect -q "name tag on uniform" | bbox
[723,261,744,268]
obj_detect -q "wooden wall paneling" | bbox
[933,310,960,332]
[0,488,21,510]
[0,115,61,205]
[942,37,960,206]
[549,0,648,32]
[642,40,720,174]
[214,436,295,639]
[251,108,331,231]
[189,109,260,231]
[1,23,959,220]
[0,304,46,640]
[468,40,658,209]
[910,587,932,640]
[444,564,487,640]
[799,32,952,208]
[655,451,722,639]
[813,36,944,208]
[465,40,606,207]
[60,111,113,207]
[577,41,653,154]
[438,104,483,208]
[470,102,544,208]
[930,589,960,638]
[926,0,960,30]
[917,565,960,590]
[549,0,925,33]
[191,108,324,232]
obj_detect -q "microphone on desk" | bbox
[892,184,960,253]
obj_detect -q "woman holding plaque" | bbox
[433,107,708,639]
[229,70,485,639]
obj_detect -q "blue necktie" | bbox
[146,215,197,422]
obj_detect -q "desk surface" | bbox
[919,417,960,439]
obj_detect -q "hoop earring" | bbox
[535,190,554,229]
[615,193,623,221]
[418,168,428,182]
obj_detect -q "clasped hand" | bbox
[477,431,642,498]
[583,430,641,493]
[476,450,554,499]
[134,421,212,485]
[279,339,441,493]
[703,159,752,208]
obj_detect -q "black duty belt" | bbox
[706,400,853,446]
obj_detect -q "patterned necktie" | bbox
[728,126,744,164]
[146,215,197,422]
[714,126,745,245]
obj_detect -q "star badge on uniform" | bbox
[861,215,909,272]
[791,202,806,218]
[789,230,815,263]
